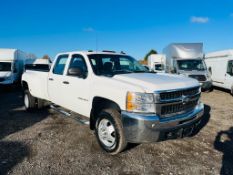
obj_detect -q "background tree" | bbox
[42,54,52,63]
[144,49,157,61]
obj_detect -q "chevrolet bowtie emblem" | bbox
[182,95,190,104]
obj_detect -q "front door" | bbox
[63,54,90,117]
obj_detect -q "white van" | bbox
[147,54,166,73]
[0,49,36,85]
[205,50,233,94]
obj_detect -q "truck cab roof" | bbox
[56,51,127,57]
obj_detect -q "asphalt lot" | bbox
[0,87,232,175]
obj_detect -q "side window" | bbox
[68,54,88,76]
[53,55,69,75]
[227,61,233,75]
[119,57,133,70]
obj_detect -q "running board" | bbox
[50,104,90,125]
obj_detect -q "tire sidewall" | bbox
[24,92,30,109]
[24,90,36,111]
[95,111,121,153]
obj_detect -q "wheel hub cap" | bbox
[98,119,116,147]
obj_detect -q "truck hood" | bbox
[113,73,199,92]
[0,71,11,78]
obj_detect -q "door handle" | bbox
[49,78,54,81]
[63,81,69,84]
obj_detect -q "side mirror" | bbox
[68,67,86,78]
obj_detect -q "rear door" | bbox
[48,54,69,106]
[224,60,233,90]
[62,54,90,117]
[210,59,226,88]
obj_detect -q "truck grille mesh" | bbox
[160,87,199,101]
[161,100,198,116]
[157,86,200,117]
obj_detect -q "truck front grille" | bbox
[160,99,198,116]
[0,78,5,82]
[155,86,200,117]
[189,75,206,81]
[160,86,199,102]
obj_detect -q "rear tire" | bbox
[37,98,45,109]
[24,90,37,111]
[95,109,127,155]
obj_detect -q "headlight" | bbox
[126,92,155,113]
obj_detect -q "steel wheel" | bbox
[97,118,116,147]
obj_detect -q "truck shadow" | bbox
[0,86,50,174]
[0,141,29,175]
[212,86,232,95]
[191,104,211,136]
[0,87,50,140]
[214,127,233,175]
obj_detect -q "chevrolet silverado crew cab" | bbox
[22,51,204,154]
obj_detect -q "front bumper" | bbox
[121,103,204,143]
[200,81,212,90]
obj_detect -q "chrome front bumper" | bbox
[200,81,212,90]
[121,103,204,143]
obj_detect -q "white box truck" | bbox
[205,49,233,95]
[0,49,37,85]
[147,54,166,73]
[163,43,212,90]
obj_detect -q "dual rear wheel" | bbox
[24,90,45,111]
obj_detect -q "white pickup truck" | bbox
[22,51,204,154]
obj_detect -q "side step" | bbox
[50,105,90,125]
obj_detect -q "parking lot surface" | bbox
[0,87,232,175]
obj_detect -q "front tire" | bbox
[95,109,127,155]
[24,90,37,111]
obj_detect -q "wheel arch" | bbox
[22,81,29,90]
[90,96,121,130]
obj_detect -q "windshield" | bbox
[155,64,164,71]
[0,62,12,72]
[88,54,149,76]
[177,59,206,71]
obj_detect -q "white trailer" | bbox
[147,54,166,73]
[163,43,212,90]
[205,50,233,95]
[0,49,37,85]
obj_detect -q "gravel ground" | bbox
[0,87,232,175]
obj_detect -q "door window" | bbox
[227,60,233,76]
[68,54,88,77]
[53,55,69,75]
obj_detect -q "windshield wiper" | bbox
[133,70,148,73]
[112,70,134,74]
